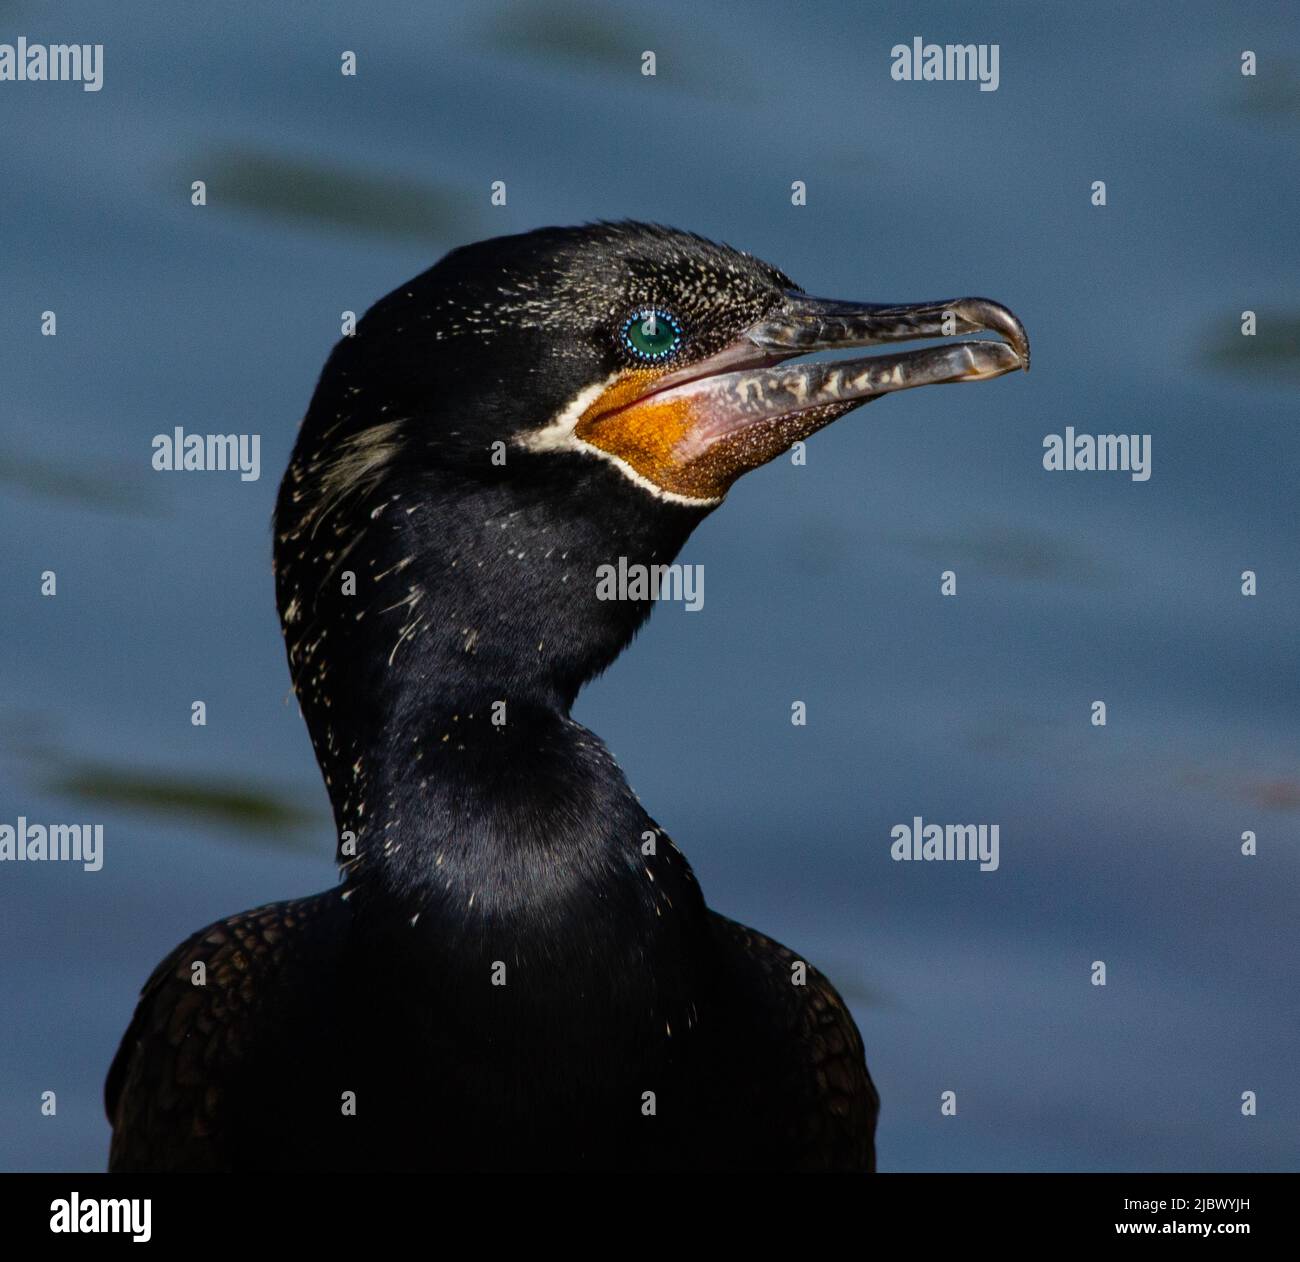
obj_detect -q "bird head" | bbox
[275,223,1028,768]
[516,224,1027,503]
[293,221,1027,509]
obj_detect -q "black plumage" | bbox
[106,222,1029,1172]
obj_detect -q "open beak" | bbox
[575,292,1030,502]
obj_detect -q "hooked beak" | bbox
[574,291,1030,502]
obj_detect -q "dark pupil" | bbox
[629,313,675,356]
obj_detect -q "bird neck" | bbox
[275,452,705,815]
[273,435,711,928]
[269,390,721,1039]
[338,703,712,1052]
[341,698,702,925]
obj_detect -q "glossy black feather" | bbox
[106,223,878,1172]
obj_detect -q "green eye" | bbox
[621,309,683,361]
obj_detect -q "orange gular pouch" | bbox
[575,369,710,499]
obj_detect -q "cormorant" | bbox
[106,222,1028,1172]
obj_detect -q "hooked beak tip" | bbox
[949,298,1030,371]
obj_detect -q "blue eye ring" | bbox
[620,308,684,362]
